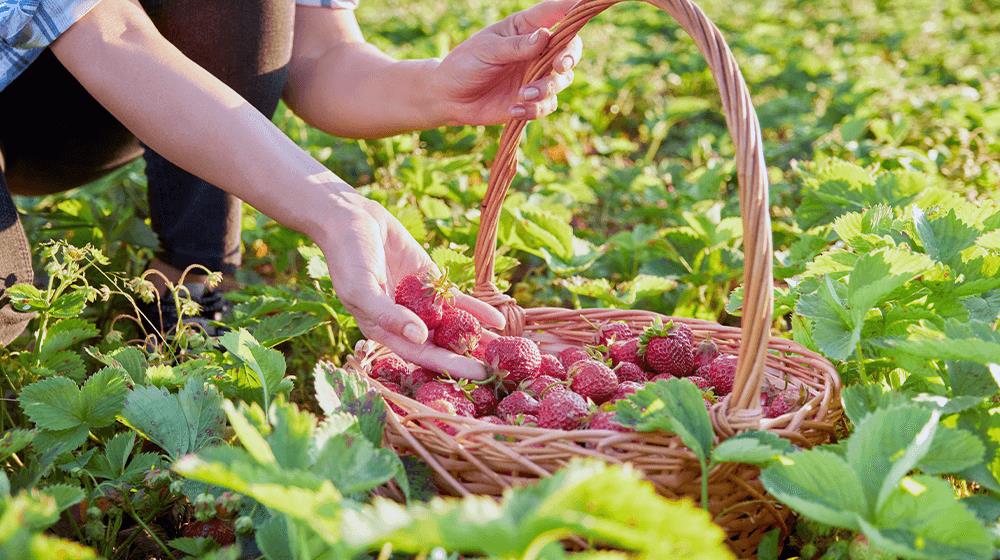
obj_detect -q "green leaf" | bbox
[267,400,316,471]
[841,384,908,425]
[0,429,34,462]
[918,427,985,475]
[250,313,326,347]
[615,379,714,464]
[19,377,81,431]
[120,378,225,460]
[39,319,98,357]
[89,347,148,385]
[862,475,993,560]
[946,361,1000,398]
[313,362,386,446]
[223,401,276,465]
[313,431,401,495]
[912,207,980,267]
[78,367,128,428]
[36,351,86,382]
[5,283,48,312]
[846,405,938,513]
[711,431,795,467]
[847,247,933,325]
[41,484,85,513]
[760,449,867,530]
[219,328,288,410]
[48,290,90,319]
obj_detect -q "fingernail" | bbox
[403,323,424,344]
[510,105,526,118]
[521,86,540,101]
[529,29,543,44]
[561,55,574,71]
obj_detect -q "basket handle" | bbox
[471,0,773,417]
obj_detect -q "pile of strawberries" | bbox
[371,273,801,433]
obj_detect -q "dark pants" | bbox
[0,0,294,345]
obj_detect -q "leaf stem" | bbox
[855,343,869,384]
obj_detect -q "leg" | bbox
[144,0,295,278]
[0,169,34,346]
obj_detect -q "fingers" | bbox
[503,0,580,35]
[509,35,580,120]
[554,35,583,74]
[451,291,507,330]
[482,28,551,64]
[520,69,574,102]
[378,332,490,381]
[510,95,559,119]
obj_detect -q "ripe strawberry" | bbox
[405,367,439,394]
[595,321,633,346]
[763,388,800,419]
[693,339,720,371]
[609,337,644,368]
[510,414,539,426]
[588,410,631,432]
[394,272,450,329]
[699,354,737,396]
[538,391,589,430]
[415,380,474,416]
[610,381,643,402]
[478,415,504,425]
[639,320,694,377]
[649,373,675,383]
[538,354,567,380]
[379,381,408,415]
[484,336,541,384]
[523,375,566,399]
[182,519,235,546]
[424,399,459,435]
[614,362,646,384]
[371,355,408,385]
[471,343,487,361]
[558,347,590,369]
[496,390,539,420]
[568,360,619,405]
[469,385,498,417]
[433,307,481,355]
[687,375,712,391]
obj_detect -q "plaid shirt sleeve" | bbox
[1,0,104,90]
[295,0,360,8]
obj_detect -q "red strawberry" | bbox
[510,414,539,426]
[538,391,589,430]
[649,373,675,383]
[405,367,439,394]
[609,337,644,368]
[371,355,408,385]
[610,381,643,402]
[522,375,565,399]
[485,336,541,384]
[693,339,720,371]
[478,415,504,425]
[614,362,646,384]
[558,347,590,369]
[588,410,631,432]
[639,320,694,377]
[763,388,800,419]
[699,354,737,396]
[415,380,474,416]
[538,354,567,380]
[379,382,408,415]
[394,273,450,329]
[182,519,235,546]
[595,321,633,346]
[425,399,459,435]
[469,385,498,417]
[496,391,539,420]
[687,375,713,391]
[471,343,487,361]
[433,307,482,355]
[568,360,619,405]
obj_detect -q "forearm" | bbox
[51,0,357,241]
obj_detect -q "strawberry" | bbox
[587,410,631,432]
[649,373,675,383]
[478,415,504,425]
[595,321,633,346]
[567,359,619,405]
[433,307,482,355]
[405,367,439,394]
[510,414,539,426]
[558,347,590,369]
[614,362,646,384]
[638,320,694,377]
[522,375,566,399]
[469,385,498,417]
[414,380,474,416]
[538,354,567,380]
[379,381,408,415]
[699,354,737,396]
[610,381,643,402]
[538,391,589,430]
[609,337,644,368]
[424,399,459,435]
[471,343,487,361]
[686,375,713,391]
[693,339,720,371]
[371,355,408,385]
[484,336,541,384]
[496,390,539,420]
[763,388,800,419]
[394,272,451,329]
[182,519,235,546]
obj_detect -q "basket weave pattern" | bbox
[346,0,842,555]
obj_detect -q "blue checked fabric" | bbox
[0,0,358,91]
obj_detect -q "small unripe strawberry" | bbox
[558,347,590,369]
[588,410,631,432]
[699,354,737,396]
[614,362,646,384]
[394,273,450,329]
[693,339,720,371]
[595,321,633,346]
[433,307,482,355]
[538,391,589,430]
[485,336,541,384]
[371,355,408,385]
[610,381,643,402]
[522,375,565,399]
[568,360,619,405]
[469,385,498,417]
[496,390,539,420]
[415,380,474,416]
[639,321,694,376]
[538,354,567,380]
[609,337,644,368]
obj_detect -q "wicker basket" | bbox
[345,0,842,556]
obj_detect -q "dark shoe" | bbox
[137,283,231,339]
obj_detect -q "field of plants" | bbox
[2,0,999,558]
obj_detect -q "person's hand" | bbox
[317,190,504,380]
[432,0,584,126]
